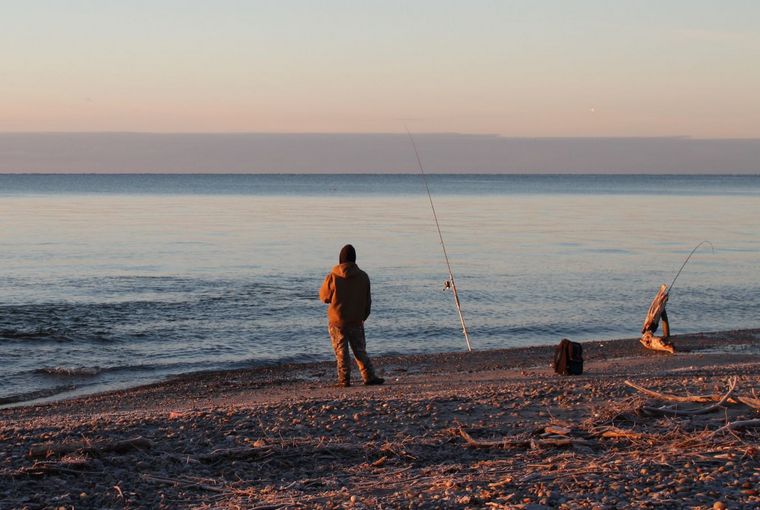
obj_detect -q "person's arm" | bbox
[319,274,333,303]
[364,277,371,321]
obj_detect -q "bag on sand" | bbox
[554,338,583,375]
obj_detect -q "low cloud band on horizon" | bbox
[1,133,758,174]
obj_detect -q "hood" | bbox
[332,262,361,279]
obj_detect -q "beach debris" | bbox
[624,379,716,403]
[737,394,760,410]
[713,419,760,435]
[640,331,675,354]
[28,436,151,459]
[640,283,675,353]
[458,425,617,450]
[641,284,670,338]
[639,377,737,416]
[626,379,760,410]
[624,377,760,417]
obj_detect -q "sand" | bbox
[1,329,759,509]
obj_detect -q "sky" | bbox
[2,1,760,138]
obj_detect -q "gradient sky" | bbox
[2,1,759,137]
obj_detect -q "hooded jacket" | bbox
[319,262,371,326]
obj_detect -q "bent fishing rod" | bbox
[667,240,715,295]
[405,126,472,351]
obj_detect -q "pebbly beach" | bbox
[2,328,759,509]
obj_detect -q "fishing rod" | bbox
[404,125,472,352]
[667,240,715,295]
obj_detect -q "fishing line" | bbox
[404,124,472,351]
[668,240,715,295]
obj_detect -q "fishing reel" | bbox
[442,279,452,291]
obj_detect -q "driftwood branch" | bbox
[712,419,760,436]
[459,427,596,450]
[640,332,675,354]
[626,379,760,411]
[141,474,229,494]
[197,446,274,463]
[736,395,760,410]
[2,461,102,479]
[641,377,737,416]
[590,426,648,440]
[28,436,152,459]
[624,380,715,403]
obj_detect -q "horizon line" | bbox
[4,131,760,141]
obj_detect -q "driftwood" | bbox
[713,419,760,435]
[626,379,760,410]
[28,436,151,459]
[2,461,101,479]
[640,331,675,354]
[625,380,715,403]
[641,377,737,416]
[141,474,230,494]
[642,284,668,333]
[736,395,760,410]
[640,284,675,353]
[590,426,647,440]
[197,446,274,463]
[458,428,578,449]
[458,424,643,451]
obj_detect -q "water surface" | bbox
[1,174,758,405]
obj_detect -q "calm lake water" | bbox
[1,174,758,405]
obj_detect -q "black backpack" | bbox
[554,338,583,375]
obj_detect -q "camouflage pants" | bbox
[328,323,377,384]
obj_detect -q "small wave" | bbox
[0,328,72,341]
[0,385,76,406]
[36,366,102,377]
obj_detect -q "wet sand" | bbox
[2,329,759,509]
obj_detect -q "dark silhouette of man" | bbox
[319,244,384,387]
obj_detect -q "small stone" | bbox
[713,502,726,510]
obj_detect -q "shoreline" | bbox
[6,328,759,413]
[2,328,759,509]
